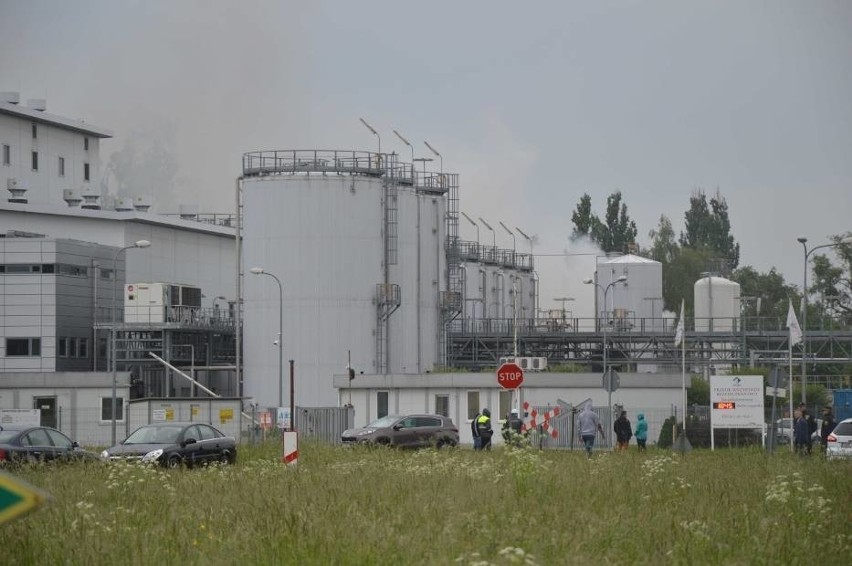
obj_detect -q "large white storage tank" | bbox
[694,276,740,332]
[241,151,447,407]
[597,254,664,332]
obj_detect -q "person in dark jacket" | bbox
[794,409,811,455]
[471,411,482,450]
[634,413,648,451]
[502,409,524,446]
[798,403,817,454]
[820,406,836,453]
[476,408,493,450]
[613,411,632,452]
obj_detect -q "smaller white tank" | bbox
[694,276,740,332]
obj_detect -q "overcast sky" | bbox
[2,0,850,312]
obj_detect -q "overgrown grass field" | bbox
[2,442,850,565]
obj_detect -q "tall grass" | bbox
[2,442,849,565]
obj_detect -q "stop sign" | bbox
[497,362,524,390]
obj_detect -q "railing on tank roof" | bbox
[161,213,236,227]
[241,150,453,194]
[452,239,533,271]
[242,150,385,177]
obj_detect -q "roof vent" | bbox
[1,92,20,105]
[26,99,46,112]
[80,186,101,210]
[179,203,198,220]
[62,189,82,207]
[114,197,134,211]
[133,195,152,212]
[7,178,27,204]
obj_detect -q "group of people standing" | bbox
[471,407,526,450]
[794,403,836,456]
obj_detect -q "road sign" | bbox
[603,368,620,393]
[497,362,524,390]
[0,471,47,524]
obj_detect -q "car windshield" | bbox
[124,426,183,445]
[0,430,20,443]
[366,416,400,429]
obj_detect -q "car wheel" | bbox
[436,438,456,449]
[218,451,231,465]
[166,454,182,469]
[375,437,391,447]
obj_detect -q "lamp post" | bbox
[499,221,516,260]
[460,212,479,246]
[478,217,496,248]
[393,130,414,163]
[250,267,284,409]
[584,275,627,449]
[111,239,151,446]
[796,235,852,403]
[423,141,442,175]
[359,118,380,155]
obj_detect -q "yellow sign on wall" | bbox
[219,408,234,424]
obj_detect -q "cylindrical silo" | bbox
[694,276,740,332]
[598,254,664,332]
[241,150,447,407]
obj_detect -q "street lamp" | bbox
[111,239,151,446]
[498,221,516,257]
[250,267,284,409]
[584,274,627,449]
[796,235,852,403]
[460,212,479,246]
[359,118,380,155]
[423,141,442,173]
[393,129,414,163]
[478,217,496,248]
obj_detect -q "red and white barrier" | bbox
[282,431,298,466]
[521,402,561,438]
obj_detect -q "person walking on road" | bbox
[614,411,632,452]
[476,408,493,451]
[577,403,604,458]
[794,409,811,456]
[634,412,648,451]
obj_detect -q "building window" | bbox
[435,395,450,418]
[376,391,389,419]
[101,397,124,422]
[467,391,480,420]
[58,338,68,357]
[2,144,9,165]
[84,137,89,151]
[83,162,90,181]
[32,123,37,139]
[58,156,65,177]
[499,390,513,421]
[100,268,113,280]
[69,338,78,358]
[78,338,88,358]
[6,338,41,357]
[41,264,55,274]
[32,151,38,171]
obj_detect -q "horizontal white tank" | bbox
[694,276,740,332]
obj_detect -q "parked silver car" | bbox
[826,418,852,460]
[341,414,459,448]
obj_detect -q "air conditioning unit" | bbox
[7,178,27,203]
[531,357,548,371]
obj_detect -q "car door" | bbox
[392,417,419,447]
[196,424,222,464]
[413,416,443,447]
[180,425,205,466]
[21,428,55,462]
[45,429,75,461]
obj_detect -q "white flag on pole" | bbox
[787,299,802,346]
[674,299,685,347]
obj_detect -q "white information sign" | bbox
[0,409,41,427]
[277,407,291,430]
[710,375,764,429]
[152,409,167,422]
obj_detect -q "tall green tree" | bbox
[730,266,799,320]
[679,189,740,270]
[588,191,638,253]
[809,232,852,325]
[647,214,679,264]
[570,193,595,239]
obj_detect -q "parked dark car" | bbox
[0,425,102,465]
[101,422,237,468]
[341,414,459,448]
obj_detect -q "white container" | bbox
[694,276,740,332]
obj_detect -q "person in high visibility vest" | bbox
[476,408,493,450]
